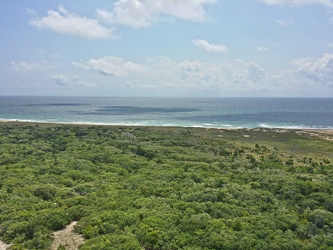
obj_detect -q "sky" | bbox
[1,0,333,97]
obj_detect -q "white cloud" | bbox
[29,5,114,39]
[11,61,50,72]
[96,0,217,28]
[52,74,96,88]
[256,47,269,52]
[26,8,37,15]
[73,56,145,77]
[261,0,333,8]
[292,53,333,86]
[192,39,228,53]
[273,18,294,27]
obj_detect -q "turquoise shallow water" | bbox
[0,96,332,129]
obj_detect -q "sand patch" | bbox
[0,240,11,250]
[296,129,333,141]
[49,221,84,250]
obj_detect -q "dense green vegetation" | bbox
[0,122,332,249]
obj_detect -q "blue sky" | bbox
[1,0,333,97]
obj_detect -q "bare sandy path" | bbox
[0,240,11,250]
[49,221,84,250]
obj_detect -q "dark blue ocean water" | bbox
[0,96,332,129]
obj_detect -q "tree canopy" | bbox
[0,123,332,249]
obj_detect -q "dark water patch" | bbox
[23,103,88,107]
[78,106,198,116]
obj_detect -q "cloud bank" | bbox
[261,0,333,8]
[73,56,267,92]
[73,56,145,77]
[70,53,333,96]
[97,0,217,28]
[29,5,113,39]
[292,53,333,86]
[52,74,96,88]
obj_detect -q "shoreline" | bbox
[1,120,333,141]
[1,119,332,132]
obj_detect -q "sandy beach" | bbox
[1,120,333,141]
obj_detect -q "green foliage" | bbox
[0,123,332,249]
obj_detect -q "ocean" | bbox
[0,96,332,129]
